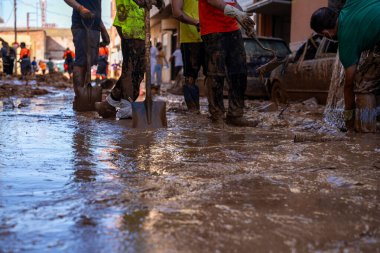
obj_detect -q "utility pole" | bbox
[14,0,17,75]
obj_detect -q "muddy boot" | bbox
[95,101,116,118]
[226,116,259,127]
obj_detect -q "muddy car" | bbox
[269,36,338,104]
[168,36,290,98]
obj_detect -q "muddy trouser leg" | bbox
[205,75,225,119]
[202,34,227,119]
[111,33,145,102]
[226,74,246,118]
[181,43,202,110]
[354,44,380,132]
[225,30,247,119]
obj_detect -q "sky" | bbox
[0,0,112,28]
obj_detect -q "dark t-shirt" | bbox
[72,0,102,31]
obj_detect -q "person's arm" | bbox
[64,0,94,19]
[343,65,357,124]
[171,0,199,26]
[206,0,255,35]
[100,21,110,45]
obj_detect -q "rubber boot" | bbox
[226,116,259,127]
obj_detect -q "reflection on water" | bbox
[0,89,379,252]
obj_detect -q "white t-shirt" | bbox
[151,47,158,64]
[172,49,183,67]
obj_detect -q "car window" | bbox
[244,39,290,58]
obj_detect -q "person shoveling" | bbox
[95,0,167,128]
[64,0,110,112]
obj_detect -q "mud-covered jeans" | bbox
[110,27,145,102]
[353,43,380,132]
[202,30,247,119]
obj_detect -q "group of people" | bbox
[65,0,257,127]
[64,0,379,131]
[0,39,56,79]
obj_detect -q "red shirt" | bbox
[99,47,109,57]
[199,0,239,36]
[20,48,30,59]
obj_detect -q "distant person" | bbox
[39,60,47,75]
[170,47,183,81]
[150,42,158,86]
[96,42,109,80]
[64,0,110,111]
[111,61,121,78]
[19,42,31,80]
[0,38,16,77]
[154,42,169,90]
[310,1,380,132]
[63,47,75,78]
[31,57,38,74]
[47,58,55,73]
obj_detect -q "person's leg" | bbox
[72,28,100,111]
[225,30,258,127]
[353,44,380,132]
[202,33,227,121]
[181,43,201,111]
[156,64,162,87]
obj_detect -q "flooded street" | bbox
[0,86,379,253]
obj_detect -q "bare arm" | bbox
[344,65,356,111]
[64,0,94,19]
[171,0,198,26]
[100,20,110,45]
[64,0,81,11]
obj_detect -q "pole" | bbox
[14,0,17,75]
[27,12,30,32]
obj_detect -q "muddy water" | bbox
[0,88,379,253]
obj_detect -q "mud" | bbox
[0,85,379,253]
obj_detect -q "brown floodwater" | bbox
[0,87,379,253]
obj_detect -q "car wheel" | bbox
[271,81,288,105]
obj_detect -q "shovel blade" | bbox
[132,101,167,128]
[74,85,102,111]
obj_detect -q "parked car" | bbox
[269,35,338,104]
[167,35,291,98]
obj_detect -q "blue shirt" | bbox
[71,0,102,31]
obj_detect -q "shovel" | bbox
[74,19,102,112]
[132,7,167,128]
[246,31,286,79]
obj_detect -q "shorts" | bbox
[201,30,247,77]
[354,43,380,94]
[180,42,207,78]
[72,28,100,67]
[21,58,31,75]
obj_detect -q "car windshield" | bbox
[244,39,290,58]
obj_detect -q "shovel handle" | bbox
[144,7,153,124]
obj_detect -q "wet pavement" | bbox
[0,86,379,253]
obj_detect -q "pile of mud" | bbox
[0,83,48,99]
[0,72,72,99]
[35,72,72,89]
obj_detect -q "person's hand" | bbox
[154,0,165,12]
[133,0,152,9]
[101,28,110,46]
[224,5,255,36]
[78,5,95,19]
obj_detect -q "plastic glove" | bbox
[78,5,95,19]
[224,5,255,36]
